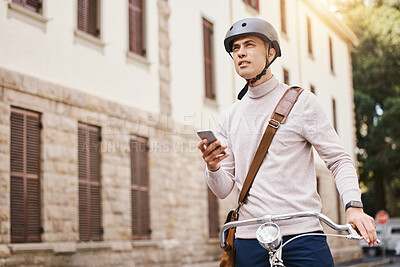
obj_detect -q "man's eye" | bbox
[232,46,239,51]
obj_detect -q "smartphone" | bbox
[197,129,226,155]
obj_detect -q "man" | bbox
[197,18,377,266]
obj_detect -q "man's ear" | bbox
[268,47,276,61]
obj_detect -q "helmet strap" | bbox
[237,41,278,100]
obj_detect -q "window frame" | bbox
[10,107,42,243]
[207,187,219,238]
[11,0,42,13]
[78,122,103,242]
[130,136,151,240]
[329,36,335,74]
[77,0,101,38]
[332,98,338,134]
[283,68,290,85]
[307,16,313,56]
[203,18,216,101]
[128,0,146,57]
[280,0,287,34]
[243,0,259,11]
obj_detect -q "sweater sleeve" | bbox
[205,112,235,199]
[301,93,362,208]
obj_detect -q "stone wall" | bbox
[0,67,225,266]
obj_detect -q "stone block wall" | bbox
[0,67,226,266]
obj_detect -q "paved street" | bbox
[337,254,400,267]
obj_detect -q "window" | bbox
[203,18,216,100]
[329,36,334,73]
[336,191,341,224]
[131,136,150,240]
[10,107,41,243]
[307,17,313,55]
[243,0,259,11]
[283,68,290,85]
[78,123,102,241]
[332,98,338,133]
[208,188,219,238]
[392,228,400,234]
[310,84,316,94]
[129,0,146,56]
[77,0,100,37]
[280,0,287,34]
[12,0,42,13]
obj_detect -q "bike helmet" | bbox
[224,18,281,57]
[224,18,281,100]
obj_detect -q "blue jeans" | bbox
[234,231,334,267]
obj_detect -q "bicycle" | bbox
[220,211,381,267]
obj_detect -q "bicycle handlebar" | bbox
[220,211,363,248]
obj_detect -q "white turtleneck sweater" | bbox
[206,76,361,238]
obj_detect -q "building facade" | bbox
[0,0,362,266]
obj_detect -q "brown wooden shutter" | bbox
[78,123,102,241]
[310,84,316,95]
[207,188,219,238]
[280,0,287,34]
[283,68,290,85]
[243,0,259,11]
[10,107,41,243]
[131,136,150,240]
[129,0,145,56]
[203,18,215,100]
[332,98,338,133]
[329,36,334,72]
[77,0,99,37]
[12,0,42,13]
[307,17,313,55]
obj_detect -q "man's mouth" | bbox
[239,61,250,67]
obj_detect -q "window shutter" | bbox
[129,0,145,56]
[77,0,99,37]
[280,0,287,34]
[78,123,102,241]
[208,188,219,238]
[131,137,150,240]
[329,37,334,72]
[10,108,41,243]
[283,68,290,85]
[203,18,215,100]
[307,17,313,55]
[12,0,42,13]
[243,0,259,11]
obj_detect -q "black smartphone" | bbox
[197,129,226,155]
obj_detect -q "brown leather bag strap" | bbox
[238,86,304,204]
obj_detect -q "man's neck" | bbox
[249,71,273,87]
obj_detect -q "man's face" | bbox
[232,35,268,80]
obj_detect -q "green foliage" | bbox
[334,0,400,215]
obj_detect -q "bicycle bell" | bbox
[256,222,282,252]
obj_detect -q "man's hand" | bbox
[346,208,377,246]
[197,139,230,172]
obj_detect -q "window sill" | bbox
[131,239,158,248]
[207,237,220,245]
[126,51,150,66]
[8,2,49,23]
[308,52,315,61]
[281,31,289,42]
[76,241,112,251]
[204,97,218,109]
[244,4,259,15]
[74,30,106,48]
[9,243,53,253]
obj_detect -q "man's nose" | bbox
[237,46,246,58]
